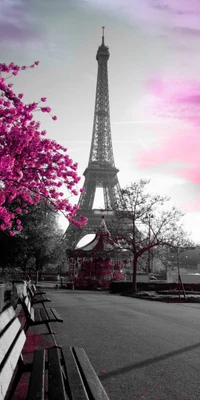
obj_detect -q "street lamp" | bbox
[174,241,186,300]
[146,213,154,274]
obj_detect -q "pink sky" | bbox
[136,79,200,188]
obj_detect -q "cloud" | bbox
[0,0,40,43]
[182,199,200,213]
[136,137,149,149]
[136,77,200,185]
[152,0,200,15]
[173,27,200,37]
[174,167,200,185]
[86,0,200,47]
[146,78,200,124]
[112,120,164,125]
[136,128,200,176]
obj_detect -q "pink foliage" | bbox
[72,258,125,289]
[0,61,87,234]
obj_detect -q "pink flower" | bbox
[0,193,5,205]
[0,60,84,233]
[52,115,57,121]
[41,107,51,113]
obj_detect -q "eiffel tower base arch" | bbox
[64,209,117,250]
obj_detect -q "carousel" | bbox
[66,216,130,289]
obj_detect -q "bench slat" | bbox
[39,307,63,323]
[0,317,21,364]
[38,307,48,322]
[48,347,68,400]
[33,307,42,323]
[73,347,110,400]
[49,308,63,322]
[62,347,89,400]
[27,349,46,400]
[0,305,15,331]
[32,295,51,303]
[0,330,26,399]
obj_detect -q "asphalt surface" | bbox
[43,288,200,400]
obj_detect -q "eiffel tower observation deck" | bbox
[64,28,121,249]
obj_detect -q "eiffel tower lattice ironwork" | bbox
[64,28,121,249]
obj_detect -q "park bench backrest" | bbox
[31,284,37,293]
[27,286,34,299]
[0,306,26,399]
[20,295,35,322]
[23,295,31,313]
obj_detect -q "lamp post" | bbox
[175,242,186,300]
[146,213,153,274]
[177,246,181,300]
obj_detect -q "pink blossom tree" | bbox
[0,61,87,235]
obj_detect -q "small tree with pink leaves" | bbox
[0,61,87,235]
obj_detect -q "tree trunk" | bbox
[35,258,43,284]
[35,259,41,285]
[35,269,39,285]
[132,256,138,292]
[22,263,27,280]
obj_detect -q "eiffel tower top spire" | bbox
[87,27,115,167]
[102,26,105,45]
[96,26,109,60]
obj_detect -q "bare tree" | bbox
[112,179,190,292]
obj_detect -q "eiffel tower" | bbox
[64,28,121,249]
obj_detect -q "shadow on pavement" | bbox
[99,340,200,380]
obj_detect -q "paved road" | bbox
[46,289,200,400]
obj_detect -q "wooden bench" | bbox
[0,306,26,400]
[0,306,110,400]
[20,295,63,335]
[27,286,51,305]
[31,283,46,295]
